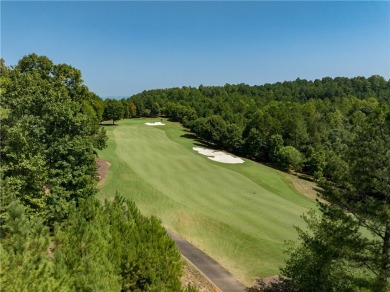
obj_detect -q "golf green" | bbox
[97,118,316,285]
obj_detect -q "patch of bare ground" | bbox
[181,258,219,292]
[285,172,322,201]
[261,275,282,286]
[250,275,288,291]
[96,159,111,184]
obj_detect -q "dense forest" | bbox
[112,76,389,291]
[118,76,389,177]
[0,55,190,291]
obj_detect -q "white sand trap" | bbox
[145,122,165,126]
[193,147,244,164]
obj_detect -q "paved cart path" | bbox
[168,231,247,292]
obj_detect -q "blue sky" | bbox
[2,1,389,97]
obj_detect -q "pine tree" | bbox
[281,106,390,291]
[0,202,70,291]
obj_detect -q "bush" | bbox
[274,146,304,171]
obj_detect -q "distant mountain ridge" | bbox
[102,96,129,100]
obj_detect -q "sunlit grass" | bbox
[97,118,316,285]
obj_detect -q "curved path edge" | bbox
[167,231,246,292]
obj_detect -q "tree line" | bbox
[0,55,193,291]
[125,77,390,291]
[115,76,388,176]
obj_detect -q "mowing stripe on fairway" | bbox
[97,119,316,285]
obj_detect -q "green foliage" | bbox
[0,54,106,223]
[164,102,195,123]
[103,99,125,124]
[1,197,184,291]
[273,146,304,172]
[16,53,54,77]
[269,134,284,162]
[93,126,108,150]
[281,210,373,291]
[54,196,183,291]
[122,100,130,118]
[0,202,70,291]
[223,123,243,152]
[280,107,390,291]
[127,76,389,177]
[304,146,326,179]
[150,102,161,117]
[54,198,121,291]
[196,115,227,147]
[128,101,137,117]
[103,196,183,291]
[243,128,268,161]
[1,55,185,291]
[89,93,105,122]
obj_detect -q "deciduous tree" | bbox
[103,99,124,124]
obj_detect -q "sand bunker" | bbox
[145,122,165,126]
[193,147,244,164]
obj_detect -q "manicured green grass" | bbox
[97,118,316,285]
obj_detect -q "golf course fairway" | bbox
[97,118,316,285]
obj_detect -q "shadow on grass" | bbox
[180,133,214,149]
[297,174,315,182]
[313,187,324,196]
[181,133,198,140]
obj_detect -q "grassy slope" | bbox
[97,118,316,285]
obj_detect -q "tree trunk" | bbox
[378,224,390,291]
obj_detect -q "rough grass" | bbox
[97,118,316,285]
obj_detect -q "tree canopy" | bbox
[103,99,125,124]
[0,55,188,291]
[123,75,390,176]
